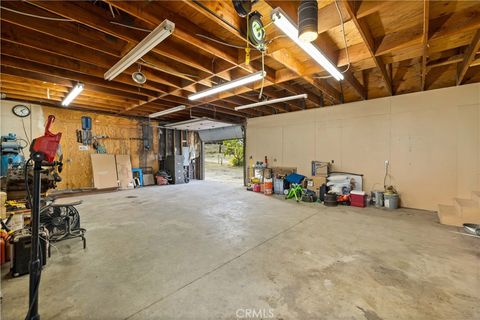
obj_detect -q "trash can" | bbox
[384,193,399,209]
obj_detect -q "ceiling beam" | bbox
[0,7,204,83]
[457,29,480,85]
[27,1,215,74]
[103,0,239,68]
[0,67,149,102]
[421,0,429,91]
[1,1,126,56]
[0,56,161,98]
[262,0,364,101]
[342,1,392,96]
[0,45,171,93]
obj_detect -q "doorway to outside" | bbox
[204,139,244,185]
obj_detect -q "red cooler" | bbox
[350,191,366,208]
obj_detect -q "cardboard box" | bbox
[271,167,297,178]
[0,206,6,220]
[305,176,327,191]
[0,192,6,220]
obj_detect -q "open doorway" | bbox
[204,139,244,185]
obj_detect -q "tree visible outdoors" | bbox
[222,139,244,166]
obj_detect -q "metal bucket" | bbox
[372,191,384,207]
[384,193,399,209]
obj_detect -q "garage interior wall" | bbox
[246,83,480,211]
[1,100,159,189]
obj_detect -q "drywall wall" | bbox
[246,83,480,211]
[1,100,159,189]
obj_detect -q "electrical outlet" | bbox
[385,160,389,167]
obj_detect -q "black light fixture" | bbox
[298,0,318,42]
[232,0,257,17]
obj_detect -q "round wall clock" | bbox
[12,104,31,117]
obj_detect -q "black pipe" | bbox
[27,152,44,320]
[298,0,318,42]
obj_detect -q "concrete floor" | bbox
[1,180,479,320]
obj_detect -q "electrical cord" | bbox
[313,0,352,80]
[109,21,152,33]
[258,50,265,99]
[334,0,351,73]
[21,118,31,145]
[383,161,389,190]
[24,159,33,209]
[196,34,245,49]
[139,58,199,79]
[265,35,287,46]
[0,6,74,21]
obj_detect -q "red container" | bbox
[30,115,62,163]
[264,181,273,195]
[253,184,261,192]
[350,191,366,208]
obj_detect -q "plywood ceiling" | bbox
[1,0,479,123]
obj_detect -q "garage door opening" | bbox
[165,118,245,185]
[204,139,244,185]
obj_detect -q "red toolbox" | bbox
[350,191,367,207]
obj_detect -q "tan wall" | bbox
[1,101,159,189]
[246,83,480,211]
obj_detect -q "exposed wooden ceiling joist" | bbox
[457,29,480,85]
[0,1,478,121]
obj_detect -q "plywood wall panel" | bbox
[0,101,159,190]
[456,105,479,198]
[247,83,480,210]
[246,126,283,166]
[314,121,343,169]
[283,123,315,174]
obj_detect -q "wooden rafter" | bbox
[0,0,479,120]
[263,0,366,101]
[421,0,429,91]
[457,29,480,85]
[342,1,393,96]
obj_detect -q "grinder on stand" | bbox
[26,115,62,320]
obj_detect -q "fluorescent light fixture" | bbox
[188,71,266,101]
[149,105,186,118]
[235,94,307,111]
[62,83,84,106]
[104,20,175,81]
[271,8,344,81]
[163,117,233,130]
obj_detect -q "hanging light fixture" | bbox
[104,20,174,81]
[149,105,186,118]
[235,94,307,110]
[271,7,343,81]
[188,71,265,100]
[62,83,84,107]
[298,0,318,42]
